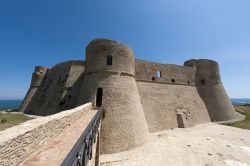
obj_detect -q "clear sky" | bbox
[0,0,249,99]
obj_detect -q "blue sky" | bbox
[0,0,249,99]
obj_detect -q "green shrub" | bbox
[1,118,7,123]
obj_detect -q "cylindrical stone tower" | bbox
[78,39,150,154]
[19,66,48,112]
[185,59,236,121]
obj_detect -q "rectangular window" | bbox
[156,70,162,77]
[107,55,112,65]
[201,79,206,85]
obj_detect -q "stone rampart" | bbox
[0,103,92,166]
[78,39,150,155]
[184,59,237,121]
[135,59,196,85]
[137,81,211,132]
[23,60,85,115]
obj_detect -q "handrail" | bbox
[61,106,104,166]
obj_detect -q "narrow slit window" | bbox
[171,79,175,83]
[96,88,103,107]
[156,70,162,77]
[201,79,206,85]
[107,55,112,65]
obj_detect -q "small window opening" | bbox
[39,70,44,74]
[96,88,103,107]
[59,99,66,106]
[187,81,190,85]
[156,71,162,77]
[152,77,156,81]
[107,55,112,65]
[68,95,72,100]
[171,79,175,83]
[40,95,45,102]
[201,79,206,85]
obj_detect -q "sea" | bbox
[0,100,23,110]
[231,98,250,105]
[0,98,249,110]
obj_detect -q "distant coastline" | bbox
[231,98,250,105]
[0,100,22,110]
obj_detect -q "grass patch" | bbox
[0,113,32,131]
[228,105,250,130]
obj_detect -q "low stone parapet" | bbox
[0,103,92,166]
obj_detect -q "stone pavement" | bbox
[100,123,250,166]
[20,109,98,166]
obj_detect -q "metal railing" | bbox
[61,106,104,166]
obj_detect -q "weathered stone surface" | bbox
[137,81,211,132]
[23,61,85,115]
[19,38,237,155]
[19,107,98,166]
[78,39,150,154]
[185,59,237,121]
[0,103,92,166]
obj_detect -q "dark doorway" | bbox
[96,88,103,107]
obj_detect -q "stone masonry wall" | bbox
[135,59,196,85]
[137,81,211,132]
[78,72,150,154]
[0,103,92,166]
[24,60,85,115]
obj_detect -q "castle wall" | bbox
[86,39,134,75]
[19,38,236,156]
[135,59,196,85]
[78,73,150,154]
[23,61,85,115]
[19,88,38,113]
[78,39,150,155]
[19,66,48,113]
[136,81,211,132]
[185,59,237,121]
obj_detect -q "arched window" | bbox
[156,70,162,77]
[107,55,112,65]
[96,88,103,107]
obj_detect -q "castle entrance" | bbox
[96,88,103,107]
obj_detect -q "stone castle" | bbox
[19,38,237,154]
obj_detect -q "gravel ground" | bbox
[100,123,250,166]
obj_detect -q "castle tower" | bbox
[77,39,150,154]
[19,66,48,112]
[184,59,236,121]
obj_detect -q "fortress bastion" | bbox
[19,38,237,154]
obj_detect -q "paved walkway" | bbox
[100,123,250,166]
[20,109,98,166]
